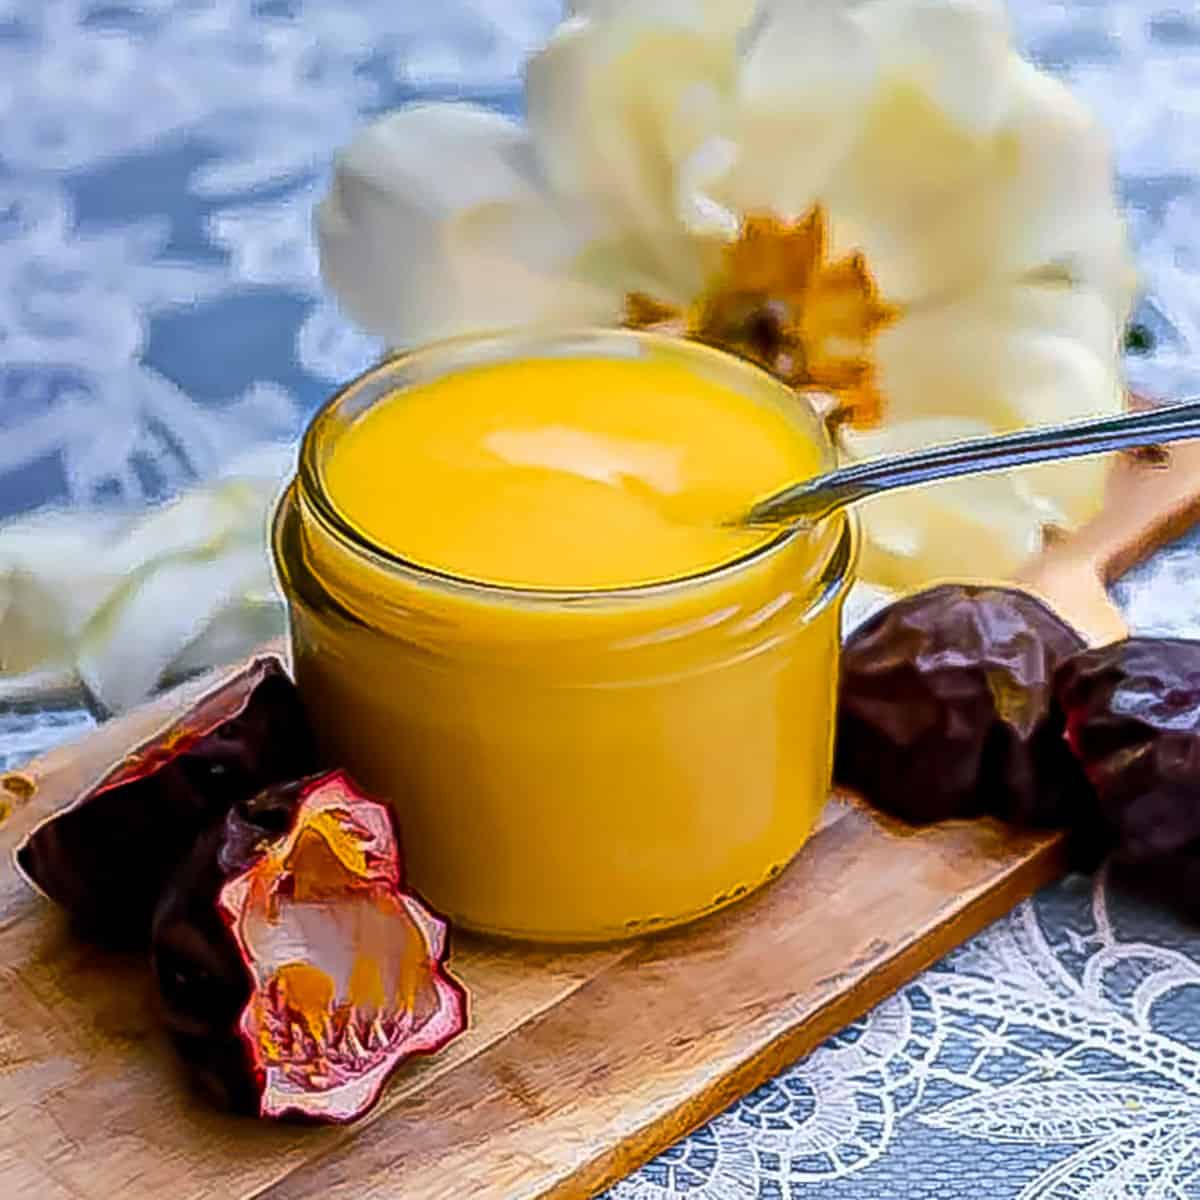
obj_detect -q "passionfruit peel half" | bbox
[152,770,467,1123]
[16,656,317,944]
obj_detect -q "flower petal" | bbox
[819,7,1132,311]
[525,9,737,297]
[0,462,289,712]
[165,598,285,686]
[0,510,126,675]
[873,281,1122,531]
[876,281,1123,428]
[77,524,278,715]
[840,417,1049,590]
[975,59,1135,309]
[722,0,877,219]
[855,0,1013,137]
[317,103,615,348]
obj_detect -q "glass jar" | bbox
[273,330,857,943]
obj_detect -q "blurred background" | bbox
[0,0,1196,526]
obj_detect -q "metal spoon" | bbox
[742,396,1200,528]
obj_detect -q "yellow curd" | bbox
[274,330,856,943]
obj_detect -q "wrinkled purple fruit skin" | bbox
[16,657,317,946]
[1057,639,1200,889]
[151,779,310,1118]
[836,584,1093,828]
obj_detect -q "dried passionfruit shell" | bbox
[836,584,1092,827]
[152,770,466,1123]
[16,656,316,944]
[1056,638,1200,866]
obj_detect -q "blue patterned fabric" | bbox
[3,3,1200,1196]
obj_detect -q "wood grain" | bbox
[0,432,1197,1199]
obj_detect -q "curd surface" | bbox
[323,355,820,590]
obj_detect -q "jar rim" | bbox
[293,327,857,608]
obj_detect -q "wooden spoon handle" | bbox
[1017,427,1200,647]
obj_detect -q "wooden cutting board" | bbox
[2,434,1199,1200]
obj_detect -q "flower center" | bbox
[625,207,898,429]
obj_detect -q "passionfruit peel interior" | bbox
[152,770,466,1123]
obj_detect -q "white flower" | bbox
[0,443,292,713]
[318,0,1135,591]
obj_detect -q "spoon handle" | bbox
[744,396,1200,527]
